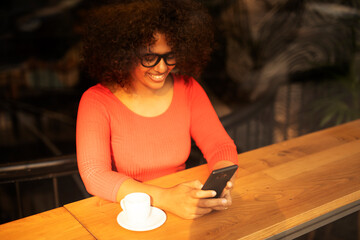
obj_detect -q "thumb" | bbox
[186,180,203,189]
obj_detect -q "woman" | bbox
[77,0,238,219]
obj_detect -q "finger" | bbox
[192,189,216,199]
[224,192,232,205]
[197,198,229,208]
[193,180,204,190]
[184,180,203,190]
[226,181,233,189]
[194,207,213,216]
[212,206,229,211]
[220,187,230,196]
[220,190,232,205]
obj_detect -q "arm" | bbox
[189,79,238,170]
[76,89,130,202]
[189,79,239,209]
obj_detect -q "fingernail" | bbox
[212,191,217,197]
[222,199,227,204]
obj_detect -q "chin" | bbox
[148,81,166,90]
[146,73,169,87]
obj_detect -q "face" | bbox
[130,33,176,93]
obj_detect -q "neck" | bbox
[129,74,173,99]
[110,74,174,101]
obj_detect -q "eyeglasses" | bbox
[139,52,176,68]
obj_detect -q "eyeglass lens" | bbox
[141,53,176,67]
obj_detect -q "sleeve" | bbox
[76,90,130,202]
[189,78,239,170]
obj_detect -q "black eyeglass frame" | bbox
[138,52,176,68]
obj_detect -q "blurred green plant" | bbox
[312,8,360,127]
[313,58,360,127]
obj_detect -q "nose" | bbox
[153,58,168,73]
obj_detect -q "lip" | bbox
[147,73,168,82]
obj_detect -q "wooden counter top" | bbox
[64,119,360,239]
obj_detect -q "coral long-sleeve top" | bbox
[76,74,238,202]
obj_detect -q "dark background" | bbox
[0,1,359,239]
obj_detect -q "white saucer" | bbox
[117,207,166,231]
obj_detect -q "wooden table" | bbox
[0,207,94,240]
[63,119,360,240]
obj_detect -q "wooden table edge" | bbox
[268,198,360,240]
[241,191,360,240]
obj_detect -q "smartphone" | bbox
[201,165,238,198]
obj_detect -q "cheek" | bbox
[132,66,148,78]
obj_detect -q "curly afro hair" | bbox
[81,0,215,86]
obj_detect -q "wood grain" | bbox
[0,207,94,240]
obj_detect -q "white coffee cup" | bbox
[120,192,151,225]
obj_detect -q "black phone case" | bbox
[201,165,238,198]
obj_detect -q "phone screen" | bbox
[201,165,238,198]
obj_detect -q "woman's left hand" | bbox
[210,161,238,211]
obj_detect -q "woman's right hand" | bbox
[159,180,228,219]
[117,178,232,220]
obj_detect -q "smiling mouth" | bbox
[147,73,167,82]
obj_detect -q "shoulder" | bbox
[78,84,116,113]
[80,83,114,104]
[173,74,204,92]
[82,84,110,98]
